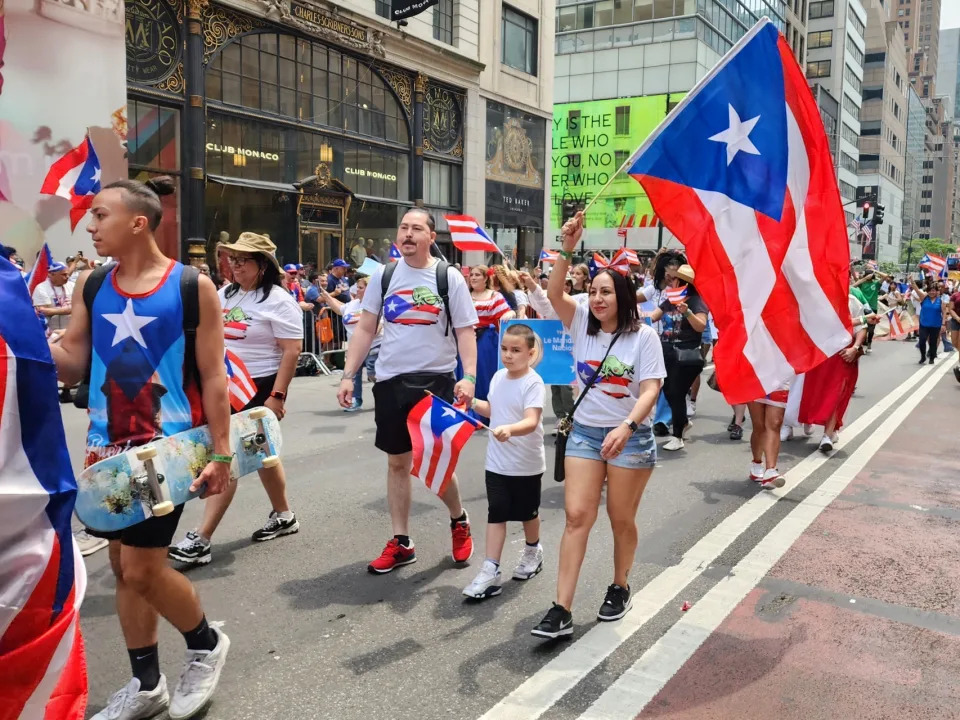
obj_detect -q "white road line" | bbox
[479,359,945,720]
[580,358,953,720]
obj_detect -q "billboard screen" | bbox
[551,95,681,243]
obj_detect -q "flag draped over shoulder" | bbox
[407,394,480,498]
[626,20,852,404]
[0,261,87,719]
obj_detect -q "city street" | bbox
[73,340,960,720]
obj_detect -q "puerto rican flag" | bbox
[444,215,503,254]
[540,249,560,263]
[665,285,689,305]
[26,243,53,296]
[0,260,88,720]
[383,288,443,325]
[919,253,947,277]
[886,309,907,338]
[224,349,256,412]
[39,136,102,232]
[625,20,852,404]
[576,359,632,399]
[389,243,402,262]
[407,394,480,497]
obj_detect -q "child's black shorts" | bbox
[485,470,542,523]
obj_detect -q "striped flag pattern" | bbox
[539,249,559,263]
[389,243,401,262]
[407,394,480,497]
[665,286,689,304]
[0,260,87,720]
[26,244,53,297]
[224,349,257,412]
[886,309,907,338]
[919,253,947,276]
[444,215,503,254]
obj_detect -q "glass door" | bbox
[300,229,320,270]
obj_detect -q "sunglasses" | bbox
[226,255,255,267]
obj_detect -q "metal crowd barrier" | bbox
[299,308,350,377]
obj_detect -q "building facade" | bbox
[785,0,808,65]
[125,0,553,269]
[856,1,908,262]
[805,0,867,215]
[937,26,959,118]
[902,83,925,242]
[927,96,956,239]
[552,0,787,249]
[896,0,940,101]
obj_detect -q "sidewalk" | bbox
[638,365,960,719]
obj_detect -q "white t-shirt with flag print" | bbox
[568,301,666,428]
[361,259,478,382]
[219,285,303,378]
[341,298,382,350]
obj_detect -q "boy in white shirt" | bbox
[463,323,546,599]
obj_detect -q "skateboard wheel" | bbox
[136,446,158,461]
[261,455,280,468]
[249,407,269,419]
[152,501,175,516]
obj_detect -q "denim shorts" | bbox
[565,421,657,469]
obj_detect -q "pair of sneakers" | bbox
[749,462,785,489]
[368,512,474,573]
[462,544,544,599]
[531,583,633,640]
[168,512,299,566]
[91,626,230,720]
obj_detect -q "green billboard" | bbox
[551,95,681,230]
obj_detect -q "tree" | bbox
[900,237,955,265]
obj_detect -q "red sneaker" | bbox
[451,513,474,563]
[368,538,417,574]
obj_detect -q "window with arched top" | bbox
[205,32,410,147]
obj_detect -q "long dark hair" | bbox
[653,251,687,290]
[587,269,641,336]
[223,255,284,304]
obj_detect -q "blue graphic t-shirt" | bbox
[85,261,203,466]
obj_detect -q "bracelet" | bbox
[558,249,574,261]
[463,373,477,383]
[471,397,478,408]
[210,453,233,464]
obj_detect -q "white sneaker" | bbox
[462,559,503,599]
[749,462,764,482]
[90,676,169,720]
[818,434,834,454]
[803,424,814,436]
[169,626,230,720]
[74,528,108,557]
[686,397,697,417]
[663,437,685,451]
[780,426,794,442]
[830,431,839,444]
[760,468,785,489]
[513,544,544,580]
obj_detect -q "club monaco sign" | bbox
[205,143,280,162]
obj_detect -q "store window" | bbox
[375,0,390,18]
[423,159,462,208]
[502,5,538,75]
[128,98,181,258]
[434,0,454,44]
[206,32,410,146]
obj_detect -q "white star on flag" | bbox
[441,407,457,419]
[91,167,102,184]
[102,298,157,348]
[709,103,762,166]
[387,300,398,313]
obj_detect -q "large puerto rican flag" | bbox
[444,215,504,255]
[625,19,852,404]
[919,253,947,277]
[407,394,480,497]
[0,260,88,719]
[39,136,102,232]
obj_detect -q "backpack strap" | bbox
[380,260,399,299]
[78,263,115,393]
[180,265,201,388]
[434,260,453,338]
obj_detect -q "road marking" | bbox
[479,358,946,720]
[580,358,953,719]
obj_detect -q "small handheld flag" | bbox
[407,393,480,497]
[919,253,947,276]
[26,243,54,296]
[40,136,102,231]
[886,309,907,338]
[444,215,503,254]
[665,285,689,305]
[224,349,257,411]
[389,243,401,261]
[539,249,559,263]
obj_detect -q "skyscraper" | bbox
[897,0,941,100]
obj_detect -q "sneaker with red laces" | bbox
[451,513,474,563]
[368,538,417,574]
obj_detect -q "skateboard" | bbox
[75,407,283,533]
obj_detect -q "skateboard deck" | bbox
[75,407,282,533]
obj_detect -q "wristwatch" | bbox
[269,390,287,401]
[622,419,639,433]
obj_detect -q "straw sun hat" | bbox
[217,232,282,273]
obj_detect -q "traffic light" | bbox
[862,202,871,218]
[874,203,885,225]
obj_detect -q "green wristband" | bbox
[558,249,574,261]
[463,373,477,383]
[210,453,233,464]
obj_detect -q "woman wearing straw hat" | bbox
[169,232,303,566]
[647,263,708,451]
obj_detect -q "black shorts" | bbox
[86,503,185,548]
[373,372,455,455]
[234,373,277,415]
[486,470,543,523]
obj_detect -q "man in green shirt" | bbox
[853,271,884,352]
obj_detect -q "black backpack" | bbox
[380,259,454,338]
[74,263,201,409]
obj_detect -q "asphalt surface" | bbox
[71,338,944,720]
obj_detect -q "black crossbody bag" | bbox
[554,331,622,483]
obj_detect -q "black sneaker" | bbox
[531,603,574,639]
[251,511,300,542]
[726,416,737,433]
[168,530,212,565]
[597,583,632,622]
[653,422,669,437]
[729,424,743,441]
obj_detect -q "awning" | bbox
[206,174,299,193]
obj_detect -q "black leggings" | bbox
[918,325,940,361]
[663,355,704,438]
[865,321,877,348]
